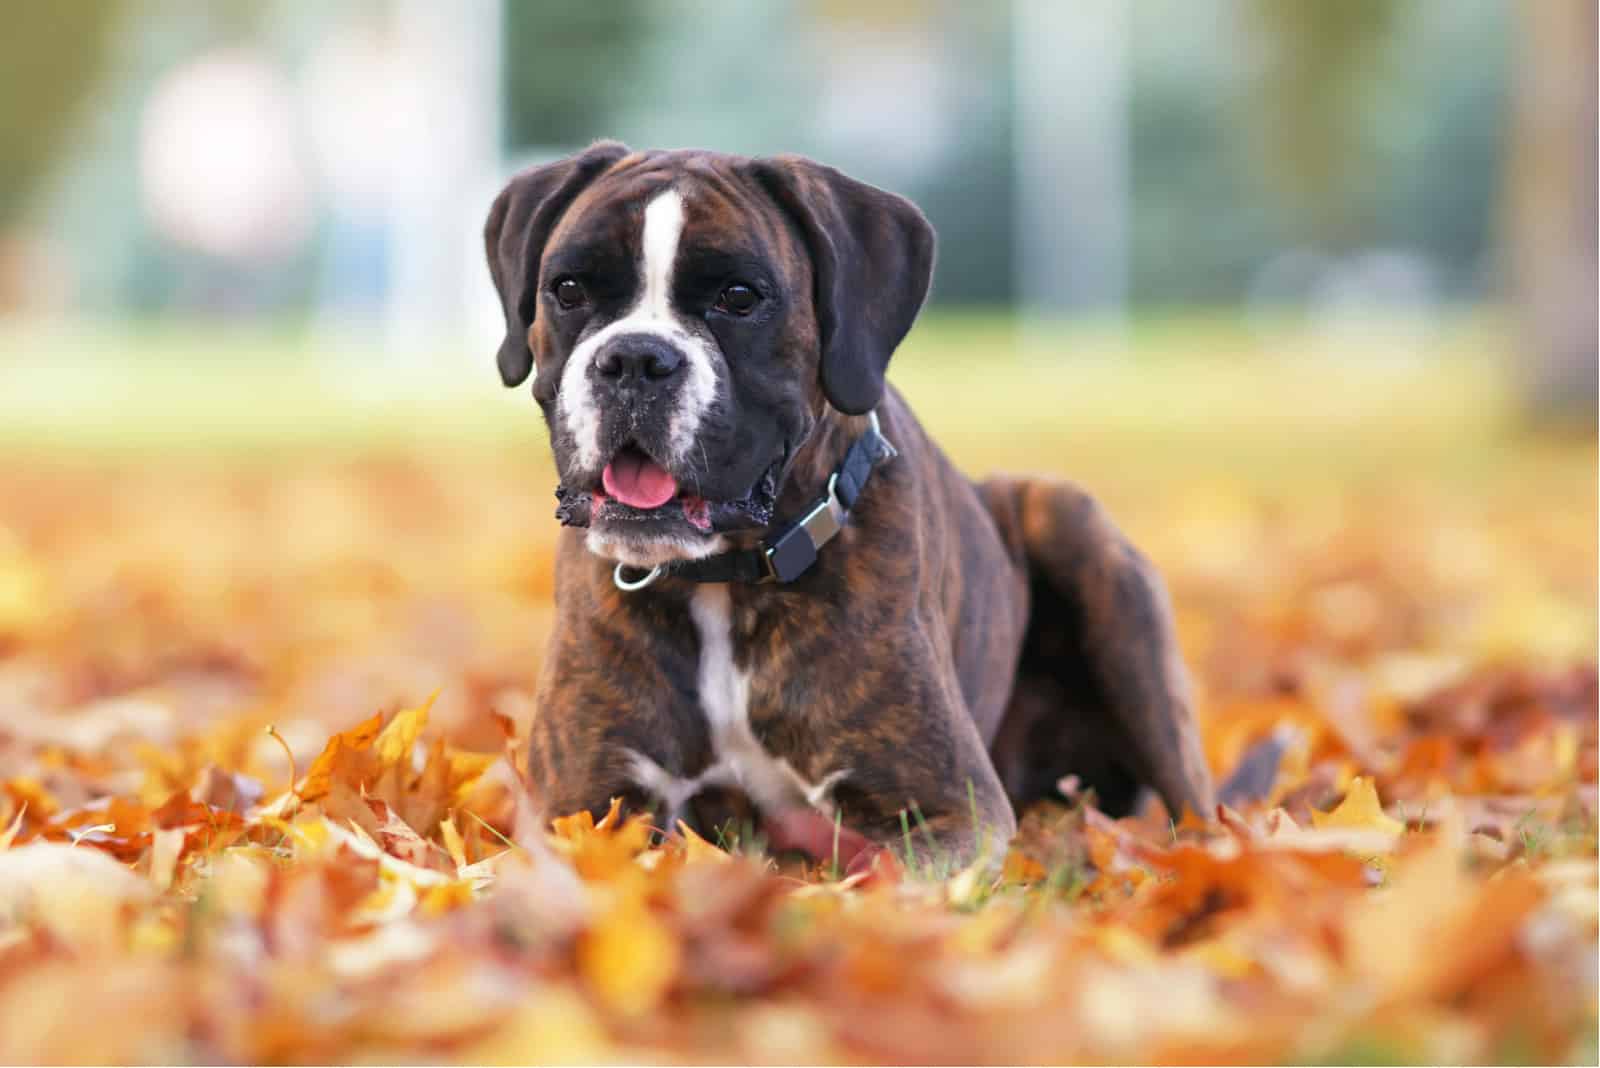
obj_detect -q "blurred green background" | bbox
[0,0,1593,441]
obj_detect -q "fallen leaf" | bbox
[1311,776,1406,836]
[577,893,680,1017]
[676,819,731,864]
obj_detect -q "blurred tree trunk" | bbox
[0,4,124,312]
[1240,0,1396,250]
[0,5,124,228]
[1502,0,1597,430]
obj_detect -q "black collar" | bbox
[613,412,897,591]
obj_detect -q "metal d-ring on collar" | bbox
[611,410,896,592]
[613,562,664,590]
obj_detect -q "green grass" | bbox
[0,309,1583,500]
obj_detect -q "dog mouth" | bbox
[601,445,681,511]
[554,443,781,534]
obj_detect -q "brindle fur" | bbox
[486,144,1213,862]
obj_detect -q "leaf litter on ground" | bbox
[0,442,1593,1064]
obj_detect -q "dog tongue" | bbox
[602,449,678,510]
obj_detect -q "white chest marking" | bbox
[625,585,849,827]
[690,584,749,741]
[557,189,720,475]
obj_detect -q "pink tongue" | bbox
[602,450,679,509]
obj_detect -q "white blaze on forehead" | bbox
[557,188,720,475]
[637,188,683,320]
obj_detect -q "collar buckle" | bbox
[760,473,845,583]
[799,472,846,546]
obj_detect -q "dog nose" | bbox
[595,335,684,385]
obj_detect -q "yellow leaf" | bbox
[253,814,317,850]
[4,777,57,821]
[676,820,730,865]
[1550,722,1579,781]
[0,535,46,635]
[287,816,334,853]
[0,803,25,850]
[446,750,498,799]
[374,692,438,768]
[548,799,655,881]
[593,795,626,833]
[949,903,1018,956]
[128,915,179,956]
[1091,924,1156,965]
[210,850,271,918]
[552,797,622,841]
[577,895,680,1017]
[1311,776,1405,835]
[946,855,988,906]
[419,881,475,916]
[1181,934,1257,979]
[440,815,468,871]
[1343,829,1543,1001]
[147,826,185,891]
[467,988,611,1064]
[549,808,597,841]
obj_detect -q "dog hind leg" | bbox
[977,476,1213,819]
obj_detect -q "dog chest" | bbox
[624,585,847,825]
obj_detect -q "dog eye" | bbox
[552,277,588,310]
[714,283,759,316]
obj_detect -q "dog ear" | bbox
[751,156,935,415]
[484,140,630,387]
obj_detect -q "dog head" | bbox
[484,143,934,568]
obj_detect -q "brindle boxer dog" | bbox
[485,142,1212,870]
